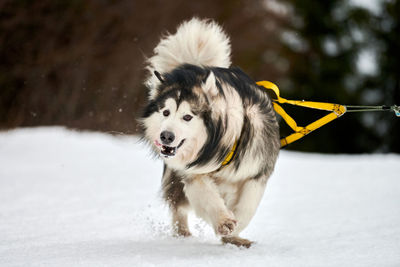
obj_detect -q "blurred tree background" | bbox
[0,0,399,153]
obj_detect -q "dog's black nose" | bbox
[160,131,175,145]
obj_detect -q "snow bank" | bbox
[0,127,399,266]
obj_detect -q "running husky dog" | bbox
[141,18,280,248]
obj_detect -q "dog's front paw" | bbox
[217,217,237,236]
[222,236,253,248]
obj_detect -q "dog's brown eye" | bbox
[163,110,170,117]
[183,114,193,121]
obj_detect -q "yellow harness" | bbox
[257,80,347,148]
[221,80,399,166]
[221,140,238,166]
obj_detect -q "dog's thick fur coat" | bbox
[141,18,280,247]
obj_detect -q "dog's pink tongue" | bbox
[154,140,162,147]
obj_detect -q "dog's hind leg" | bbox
[172,204,191,237]
[184,176,237,236]
[162,166,191,237]
[222,178,268,248]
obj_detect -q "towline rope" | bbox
[256,80,400,148]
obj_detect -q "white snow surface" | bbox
[0,127,399,267]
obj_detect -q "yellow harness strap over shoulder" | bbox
[221,140,238,166]
[256,81,347,148]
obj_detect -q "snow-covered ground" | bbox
[0,127,399,267]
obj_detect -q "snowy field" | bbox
[0,127,399,267]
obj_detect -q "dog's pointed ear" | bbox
[154,71,165,83]
[201,70,218,96]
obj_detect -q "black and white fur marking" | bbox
[140,18,280,248]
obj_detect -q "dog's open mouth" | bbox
[156,139,185,158]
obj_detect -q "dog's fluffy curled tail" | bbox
[145,18,231,99]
